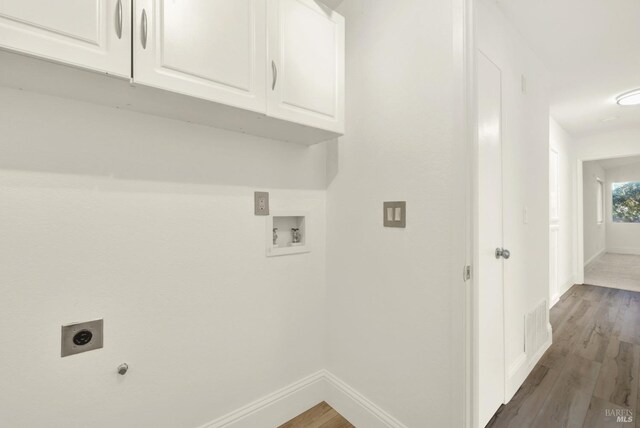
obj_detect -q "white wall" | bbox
[582,161,606,266]
[325,0,463,426]
[606,162,640,254]
[0,87,328,428]
[478,0,551,399]
[574,127,640,161]
[549,118,577,302]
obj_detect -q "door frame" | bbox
[457,0,516,426]
[453,0,477,426]
[576,151,640,285]
[452,0,511,425]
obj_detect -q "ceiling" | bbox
[496,0,640,137]
[597,155,640,171]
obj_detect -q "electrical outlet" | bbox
[383,201,406,228]
[254,192,270,216]
[61,319,104,357]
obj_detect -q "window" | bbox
[612,181,640,223]
[596,178,604,224]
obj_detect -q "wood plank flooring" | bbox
[278,402,354,428]
[487,284,640,428]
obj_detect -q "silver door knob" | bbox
[117,363,129,375]
[495,248,511,260]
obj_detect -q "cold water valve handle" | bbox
[495,248,511,260]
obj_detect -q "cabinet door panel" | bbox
[134,0,267,113]
[0,0,130,77]
[268,0,344,133]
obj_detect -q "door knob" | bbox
[495,248,511,260]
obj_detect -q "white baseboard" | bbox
[584,248,606,269]
[504,323,552,401]
[559,276,576,295]
[507,353,527,381]
[552,276,576,307]
[607,247,640,256]
[197,371,325,428]
[324,371,408,428]
[197,370,406,428]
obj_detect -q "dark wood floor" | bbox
[278,402,354,428]
[487,284,640,428]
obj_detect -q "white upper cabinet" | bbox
[133,0,267,113]
[0,0,131,77]
[0,0,344,143]
[267,0,345,133]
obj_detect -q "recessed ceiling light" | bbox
[616,89,640,106]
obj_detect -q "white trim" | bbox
[506,353,527,381]
[584,248,606,269]
[551,275,576,307]
[549,225,560,309]
[197,370,408,428]
[324,371,408,428]
[607,247,640,256]
[453,0,475,426]
[197,371,325,428]
[596,177,604,225]
[560,275,576,296]
[504,324,552,400]
[550,147,560,223]
[577,158,585,284]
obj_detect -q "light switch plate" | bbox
[254,192,270,216]
[383,201,406,228]
[61,319,104,357]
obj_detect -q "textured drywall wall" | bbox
[325,0,460,425]
[0,87,327,428]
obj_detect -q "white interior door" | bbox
[0,0,131,77]
[476,51,505,428]
[133,0,267,112]
[267,0,344,133]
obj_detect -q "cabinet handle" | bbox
[141,9,148,49]
[115,0,123,39]
[271,61,277,90]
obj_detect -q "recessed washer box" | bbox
[267,211,310,257]
[61,319,103,357]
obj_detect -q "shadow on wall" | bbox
[326,140,340,185]
[0,87,333,192]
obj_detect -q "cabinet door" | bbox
[133,0,267,113]
[0,0,130,77]
[267,0,344,133]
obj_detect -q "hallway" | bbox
[487,284,639,428]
